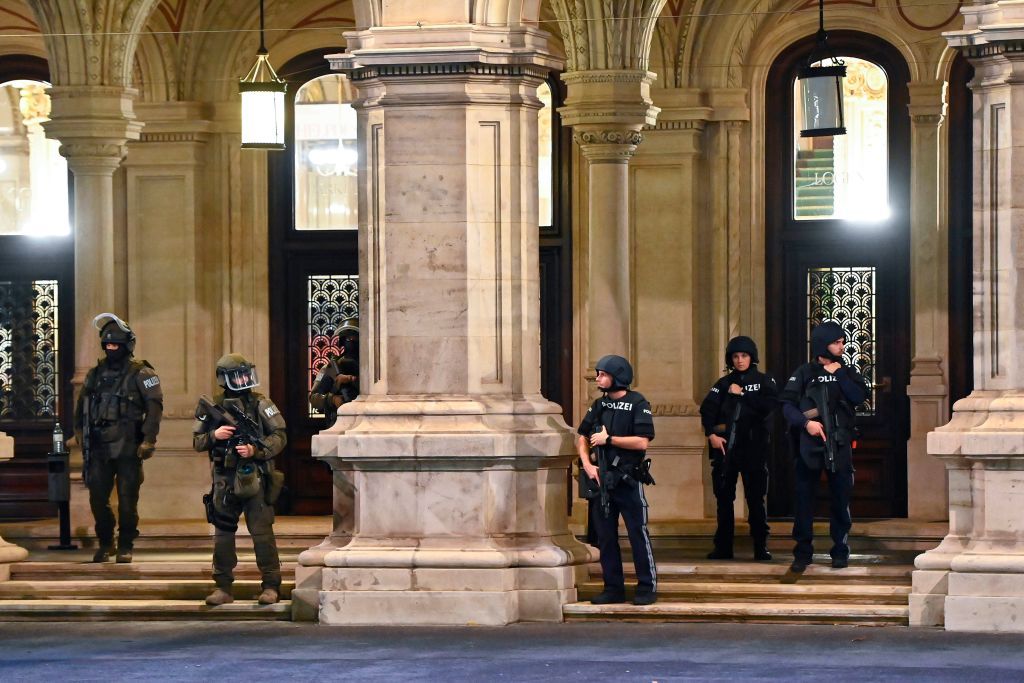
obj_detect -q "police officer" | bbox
[700,336,778,561]
[74,313,163,563]
[781,321,870,572]
[309,317,359,428]
[193,354,286,606]
[577,354,657,606]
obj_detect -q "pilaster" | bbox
[907,81,950,521]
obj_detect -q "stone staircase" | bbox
[562,520,939,626]
[794,148,835,218]
[565,557,912,625]
[0,517,331,621]
[0,550,297,621]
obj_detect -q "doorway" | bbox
[765,33,911,519]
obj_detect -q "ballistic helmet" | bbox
[725,336,759,369]
[595,354,633,390]
[93,313,136,354]
[215,353,260,392]
[337,317,359,356]
[810,321,846,362]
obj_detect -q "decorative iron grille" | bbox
[0,279,59,419]
[308,274,358,417]
[807,266,876,415]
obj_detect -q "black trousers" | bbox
[589,479,657,596]
[792,453,853,563]
[87,452,144,549]
[711,449,769,551]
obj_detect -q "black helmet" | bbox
[216,353,259,391]
[338,317,359,356]
[595,354,633,390]
[810,321,846,361]
[93,313,136,354]
[725,336,758,369]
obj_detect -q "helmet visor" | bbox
[223,366,259,391]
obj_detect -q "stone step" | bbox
[0,599,291,621]
[10,561,299,581]
[577,581,910,604]
[593,560,913,585]
[563,601,908,626]
[0,579,295,601]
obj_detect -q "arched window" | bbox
[294,73,358,231]
[537,80,553,227]
[793,57,888,222]
[0,79,69,236]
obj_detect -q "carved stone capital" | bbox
[573,129,643,161]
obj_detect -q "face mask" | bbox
[104,346,128,362]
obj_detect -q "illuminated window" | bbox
[294,74,358,231]
[793,57,888,222]
[0,80,69,236]
[538,81,553,227]
[307,274,358,417]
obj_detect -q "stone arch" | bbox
[26,0,163,87]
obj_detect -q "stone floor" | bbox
[1,621,1023,680]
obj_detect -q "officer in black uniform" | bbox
[781,321,870,572]
[700,336,778,561]
[193,354,287,606]
[74,313,163,563]
[577,354,657,605]
[309,317,359,428]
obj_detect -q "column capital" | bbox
[559,69,659,161]
[42,85,143,174]
[908,81,947,125]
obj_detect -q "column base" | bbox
[946,570,1024,632]
[317,566,575,625]
[909,569,948,626]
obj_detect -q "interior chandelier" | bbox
[798,0,847,137]
[239,0,286,149]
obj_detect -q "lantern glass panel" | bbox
[793,57,889,222]
[241,89,285,148]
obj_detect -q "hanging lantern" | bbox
[797,0,846,138]
[239,0,286,150]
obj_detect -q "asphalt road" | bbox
[2,621,1024,681]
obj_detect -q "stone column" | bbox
[906,81,950,521]
[42,86,142,387]
[559,70,659,374]
[912,3,1024,632]
[294,23,588,626]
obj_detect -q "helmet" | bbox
[810,321,846,361]
[337,317,359,357]
[725,336,759,369]
[93,313,136,354]
[215,353,260,391]
[595,354,633,390]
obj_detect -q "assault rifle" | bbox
[805,382,838,473]
[711,398,744,460]
[198,395,269,453]
[313,356,359,403]
[592,434,612,518]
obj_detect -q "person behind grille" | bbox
[309,317,360,428]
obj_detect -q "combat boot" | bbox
[92,544,114,563]
[257,587,280,605]
[116,547,133,563]
[205,588,234,606]
[590,590,626,605]
[753,543,772,561]
[706,547,733,560]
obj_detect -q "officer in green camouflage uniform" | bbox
[309,317,360,428]
[74,313,163,563]
[193,354,286,606]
